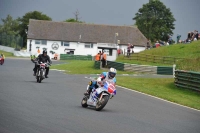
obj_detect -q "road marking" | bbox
[84,77,200,112]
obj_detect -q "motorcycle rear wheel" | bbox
[95,95,109,111]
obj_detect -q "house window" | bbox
[35,40,41,44]
[104,49,113,56]
[62,42,70,47]
[66,51,74,54]
[41,40,47,45]
[85,43,93,48]
[35,40,47,45]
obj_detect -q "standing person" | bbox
[196,31,199,40]
[95,52,100,61]
[127,43,131,57]
[146,40,150,49]
[130,44,134,53]
[102,51,107,68]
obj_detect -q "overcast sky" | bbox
[0,0,199,40]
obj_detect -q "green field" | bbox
[0,50,14,57]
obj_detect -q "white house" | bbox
[27,19,147,61]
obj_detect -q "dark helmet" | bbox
[43,50,47,55]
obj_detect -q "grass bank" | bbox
[117,40,200,71]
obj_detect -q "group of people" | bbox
[176,30,199,44]
[95,51,107,67]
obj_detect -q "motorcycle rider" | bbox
[33,50,52,78]
[84,67,117,95]
[1,53,5,63]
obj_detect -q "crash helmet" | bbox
[108,68,117,79]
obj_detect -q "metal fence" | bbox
[174,70,200,91]
[60,54,93,60]
[124,53,186,64]
[95,60,174,75]
[0,34,23,50]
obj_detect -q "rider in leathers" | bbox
[85,67,117,95]
[33,50,52,78]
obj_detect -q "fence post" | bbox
[163,57,165,63]
[146,54,147,62]
[173,64,176,78]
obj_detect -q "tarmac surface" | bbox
[0,58,199,133]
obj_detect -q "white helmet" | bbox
[108,68,117,79]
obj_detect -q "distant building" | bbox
[27,19,147,61]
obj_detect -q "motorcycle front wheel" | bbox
[38,70,44,83]
[81,95,89,108]
[95,95,109,111]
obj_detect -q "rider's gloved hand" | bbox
[97,81,104,87]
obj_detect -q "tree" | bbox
[18,11,52,47]
[64,10,84,23]
[133,0,176,42]
[64,18,83,23]
[0,14,20,35]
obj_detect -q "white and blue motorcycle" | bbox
[81,81,116,111]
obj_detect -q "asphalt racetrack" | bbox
[0,58,200,133]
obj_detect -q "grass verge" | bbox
[117,77,200,110]
[0,50,14,57]
[51,60,134,74]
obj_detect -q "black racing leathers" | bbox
[33,54,52,76]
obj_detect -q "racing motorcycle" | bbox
[35,62,50,83]
[81,81,116,111]
[0,56,4,65]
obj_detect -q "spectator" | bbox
[127,43,131,57]
[168,36,172,44]
[146,40,150,49]
[130,44,134,53]
[95,52,100,61]
[117,49,121,56]
[196,31,199,40]
[101,51,107,68]
[187,32,191,40]
[177,34,181,43]
[155,41,160,48]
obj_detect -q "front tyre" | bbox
[95,95,109,111]
[81,95,89,108]
[39,70,44,83]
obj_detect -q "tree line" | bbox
[0,0,175,48]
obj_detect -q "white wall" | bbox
[27,39,145,60]
[0,45,14,53]
[119,45,146,54]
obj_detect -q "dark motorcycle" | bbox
[35,62,50,83]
